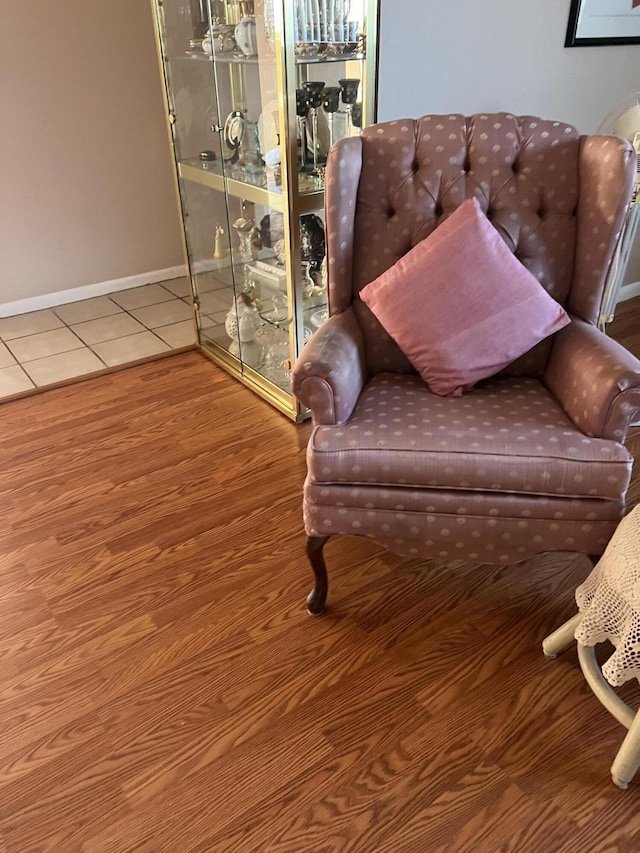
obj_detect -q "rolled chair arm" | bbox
[292,306,367,425]
[544,317,640,441]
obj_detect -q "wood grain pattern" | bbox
[1,305,640,851]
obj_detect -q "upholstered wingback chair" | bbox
[292,112,640,615]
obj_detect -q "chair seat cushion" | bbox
[307,373,632,500]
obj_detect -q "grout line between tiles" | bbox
[88,348,111,370]
[50,296,125,327]
[0,282,197,398]
[4,338,87,365]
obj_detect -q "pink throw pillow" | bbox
[359,197,570,396]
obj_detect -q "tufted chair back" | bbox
[325,113,633,377]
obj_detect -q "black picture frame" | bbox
[565,0,640,47]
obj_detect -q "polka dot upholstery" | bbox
[292,306,366,425]
[545,316,640,441]
[292,112,639,565]
[302,372,633,560]
[308,373,631,497]
[569,135,638,322]
[304,509,618,565]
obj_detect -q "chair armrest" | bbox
[292,306,367,425]
[544,317,640,441]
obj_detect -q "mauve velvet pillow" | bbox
[360,197,570,396]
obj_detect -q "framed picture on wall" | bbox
[565,0,640,46]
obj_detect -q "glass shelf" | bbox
[168,51,262,64]
[167,49,365,66]
[178,158,324,213]
[294,50,365,65]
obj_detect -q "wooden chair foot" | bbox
[305,535,329,615]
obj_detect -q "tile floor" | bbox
[0,277,201,402]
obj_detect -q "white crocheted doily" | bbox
[575,505,640,687]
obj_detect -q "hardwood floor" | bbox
[1,301,640,852]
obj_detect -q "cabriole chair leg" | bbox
[305,535,329,616]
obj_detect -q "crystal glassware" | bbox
[339,78,360,105]
[296,89,310,171]
[303,81,325,174]
[321,86,341,149]
[351,102,363,132]
[338,79,360,138]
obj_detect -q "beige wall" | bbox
[1,1,637,309]
[0,0,183,306]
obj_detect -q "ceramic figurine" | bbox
[213,224,229,259]
[235,16,258,56]
[225,292,260,342]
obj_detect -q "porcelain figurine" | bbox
[213,224,229,259]
[225,292,260,342]
[234,16,258,57]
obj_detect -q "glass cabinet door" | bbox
[151,0,378,420]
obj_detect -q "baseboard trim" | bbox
[0,265,188,318]
[617,281,640,303]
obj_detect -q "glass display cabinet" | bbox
[150,0,379,420]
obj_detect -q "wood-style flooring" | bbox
[1,299,640,852]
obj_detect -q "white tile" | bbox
[110,284,176,311]
[0,310,64,341]
[129,300,193,329]
[6,327,84,363]
[0,365,35,396]
[199,292,231,316]
[197,274,231,293]
[160,277,192,298]
[53,296,122,325]
[90,332,170,367]
[154,320,197,348]
[199,324,226,347]
[22,349,104,387]
[0,342,16,368]
[72,313,146,345]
